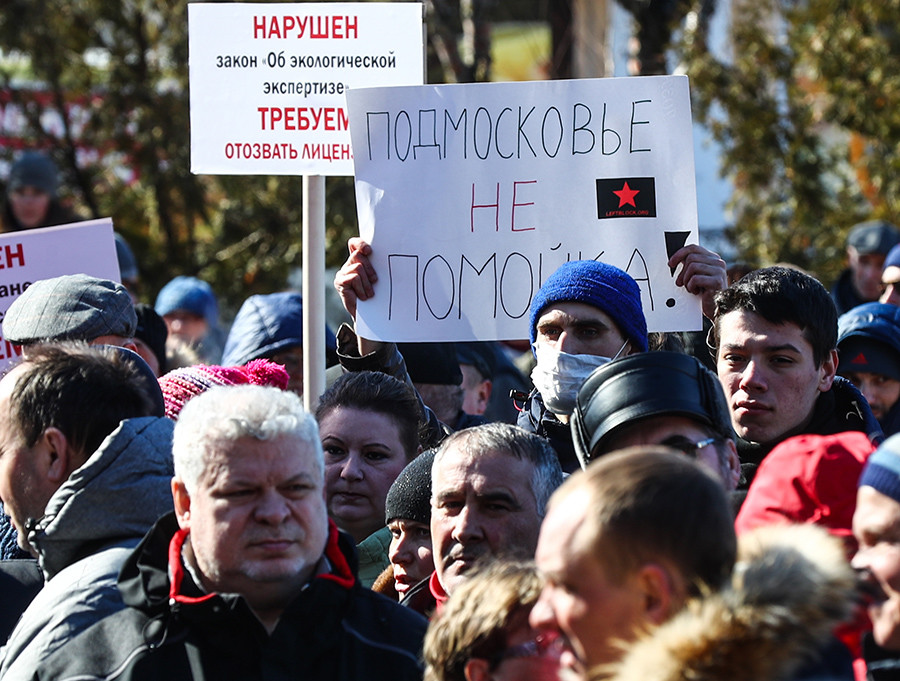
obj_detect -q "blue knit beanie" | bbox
[529,260,648,353]
[859,434,900,504]
[155,276,218,327]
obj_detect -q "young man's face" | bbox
[715,310,836,446]
[853,485,900,650]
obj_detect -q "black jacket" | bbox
[516,390,581,473]
[33,514,427,681]
[831,268,867,316]
[0,560,42,644]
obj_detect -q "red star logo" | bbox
[613,181,640,208]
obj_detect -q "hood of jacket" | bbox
[605,524,857,681]
[838,301,900,354]
[29,416,174,579]
[222,291,336,367]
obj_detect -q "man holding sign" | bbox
[335,237,726,471]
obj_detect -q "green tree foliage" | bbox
[678,0,900,283]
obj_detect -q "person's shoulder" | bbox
[19,604,152,681]
[349,584,428,632]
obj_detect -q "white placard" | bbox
[0,219,121,369]
[189,2,425,176]
[347,75,702,341]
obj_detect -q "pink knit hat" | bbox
[158,358,289,420]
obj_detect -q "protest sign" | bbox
[189,2,425,176]
[346,75,702,342]
[0,219,120,369]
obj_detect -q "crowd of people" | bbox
[4,150,900,680]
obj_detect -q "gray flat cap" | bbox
[3,274,137,345]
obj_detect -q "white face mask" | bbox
[530,341,628,416]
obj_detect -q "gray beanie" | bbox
[3,274,137,345]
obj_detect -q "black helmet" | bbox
[571,351,735,468]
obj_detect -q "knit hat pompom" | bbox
[159,359,289,420]
[242,358,291,388]
[528,260,648,352]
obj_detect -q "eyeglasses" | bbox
[490,632,564,668]
[660,435,717,458]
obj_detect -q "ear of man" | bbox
[41,427,75,485]
[172,478,192,529]
[818,348,839,393]
[636,562,683,626]
[463,657,491,681]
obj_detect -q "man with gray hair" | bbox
[402,422,563,614]
[31,384,427,681]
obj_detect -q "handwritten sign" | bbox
[0,219,120,370]
[346,75,702,342]
[189,2,424,176]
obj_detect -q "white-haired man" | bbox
[29,385,427,680]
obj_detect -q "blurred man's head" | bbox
[846,220,900,302]
[155,275,218,346]
[6,151,58,230]
[456,342,495,417]
[529,448,736,677]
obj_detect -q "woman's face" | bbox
[320,406,412,543]
[388,518,433,598]
[465,617,563,681]
[9,186,50,229]
[486,621,562,681]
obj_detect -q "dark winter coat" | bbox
[221,291,337,367]
[516,390,581,473]
[32,514,427,681]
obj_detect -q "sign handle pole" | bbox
[302,173,326,412]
